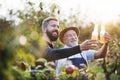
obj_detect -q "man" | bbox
[55,26,110,75]
[41,17,98,61]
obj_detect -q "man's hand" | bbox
[79,40,98,51]
[104,32,111,44]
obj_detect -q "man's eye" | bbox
[51,25,56,27]
[67,34,72,37]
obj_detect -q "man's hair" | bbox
[42,17,58,31]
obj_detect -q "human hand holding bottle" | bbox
[101,32,111,44]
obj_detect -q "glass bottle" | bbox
[100,24,106,43]
[91,24,98,40]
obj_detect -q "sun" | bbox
[54,0,120,23]
[0,0,120,24]
[83,0,120,23]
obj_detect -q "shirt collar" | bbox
[47,42,54,48]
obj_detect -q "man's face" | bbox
[63,30,78,47]
[46,20,59,41]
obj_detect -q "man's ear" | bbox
[42,28,46,33]
[62,38,65,44]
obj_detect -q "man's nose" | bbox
[72,35,77,39]
[71,35,75,38]
[55,26,59,31]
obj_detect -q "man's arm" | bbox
[94,32,111,59]
[44,40,97,61]
[94,43,108,59]
[44,45,80,61]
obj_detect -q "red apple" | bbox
[54,77,60,80]
[65,65,75,74]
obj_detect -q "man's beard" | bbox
[46,29,59,41]
[68,41,78,47]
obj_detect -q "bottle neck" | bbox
[101,24,105,32]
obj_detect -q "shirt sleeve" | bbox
[82,50,96,60]
[44,45,81,61]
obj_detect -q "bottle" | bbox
[91,24,98,40]
[100,24,106,43]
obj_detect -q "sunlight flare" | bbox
[19,35,27,45]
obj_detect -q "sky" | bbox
[0,0,120,23]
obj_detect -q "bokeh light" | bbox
[19,35,27,45]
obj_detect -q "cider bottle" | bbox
[100,24,106,43]
[91,24,98,40]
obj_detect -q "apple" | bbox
[65,65,75,74]
[20,61,26,71]
[54,77,60,80]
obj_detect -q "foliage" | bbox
[0,18,17,80]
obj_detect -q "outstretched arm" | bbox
[44,40,97,61]
[94,32,111,59]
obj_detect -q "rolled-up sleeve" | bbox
[82,50,96,60]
